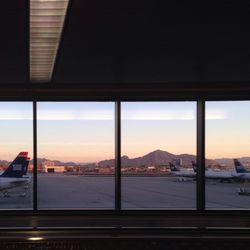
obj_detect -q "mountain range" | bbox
[98,150,215,167]
[213,157,250,165]
[2,150,250,167]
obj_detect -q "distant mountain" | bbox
[98,149,215,167]
[30,158,96,167]
[30,158,78,166]
[0,160,9,166]
[0,149,226,168]
[214,157,250,165]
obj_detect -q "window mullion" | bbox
[115,101,121,210]
[197,100,205,211]
[33,101,38,211]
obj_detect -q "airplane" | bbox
[0,152,30,195]
[234,159,250,180]
[169,162,196,181]
[192,161,240,182]
[191,161,209,172]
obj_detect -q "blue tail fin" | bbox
[234,159,248,173]
[192,161,209,172]
[191,161,197,172]
[0,152,29,178]
[169,162,179,172]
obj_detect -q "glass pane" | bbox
[121,102,196,209]
[206,101,250,209]
[37,102,115,209]
[0,102,33,210]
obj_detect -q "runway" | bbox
[1,174,250,210]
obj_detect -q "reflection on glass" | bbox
[30,0,70,82]
[0,102,33,210]
[206,101,250,209]
[121,102,196,209]
[37,102,115,209]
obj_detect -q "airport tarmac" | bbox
[0,179,33,209]
[1,174,250,210]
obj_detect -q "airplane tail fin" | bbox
[169,162,179,172]
[234,159,247,173]
[191,161,208,172]
[191,161,197,172]
[24,157,30,174]
[0,152,29,178]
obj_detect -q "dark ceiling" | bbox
[0,1,249,97]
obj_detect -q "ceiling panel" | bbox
[203,12,250,82]
[52,1,199,84]
[53,1,250,85]
[0,1,248,88]
[0,1,27,84]
[52,3,120,84]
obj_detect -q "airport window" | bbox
[121,102,197,209]
[37,102,115,209]
[2,100,250,212]
[0,102,33,210]
[206,101,250,209]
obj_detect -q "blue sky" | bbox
[37,102,114,162]
[121,102,196,158]
[0,101,249,162]
[0,102,33,161]
[206,101,250,158]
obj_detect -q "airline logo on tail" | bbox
[191,161,197,172]
[191,162,209,172]
[0,152,29,178]
[234,159,249,173]
[169,162,179,172]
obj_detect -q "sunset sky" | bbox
[0,101,249,162]
[206,101,250,159]
[121,102,196,158]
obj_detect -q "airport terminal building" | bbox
[43,165,65,173]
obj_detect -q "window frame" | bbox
[0,98,250,220]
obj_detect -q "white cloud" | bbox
[206,109,228,120]
[122,109,195,120]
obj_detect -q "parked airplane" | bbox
[191,161,209,172]
[0,152,30,194]
[192,161,240,182]
[169,162,196,181]
[234,159,250,180]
